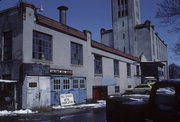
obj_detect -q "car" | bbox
[106,79,180,122]
[125,84,152,94]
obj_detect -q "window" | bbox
[33,31,52,61]
[114,60,119,76]
[3,31,12,61]
[127,63,131,77]
[73,80,78,88]
[122,21,124,27]
[94,55,102,75]
[80,80,85,88]
[63,79,70,89]
[115,86,120,93]
[71,42,83,65]
[136,65,140,76]
[0,40,2,61]
[118,11,121,17]
[54,79,60,90]
[123,33,125,39]
[118,0,120,6]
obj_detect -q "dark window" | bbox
[118,11,121,17]
[94,55,102,75]
[114,60,119,76]
[122,10,124,17]
[115,86,120,93]
[71,42,83,65]
[3,31,12,61]
[2,74,11,80]
[33,31,52,61]
[0,40,2,61]
[127,63,131,77]
[122,21,124,27]
[118,0,120,6]
[123,33,125,39]
[136,65,140,76]
[121,0,124,4]
[125,0,128,4]
[54,79,60,90]
[128,85,132,88]
[125,9,128,16]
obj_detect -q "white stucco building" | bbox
[0,2,141,109]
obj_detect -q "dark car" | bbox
[106,79,180,122]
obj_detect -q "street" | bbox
[0,110,106,122]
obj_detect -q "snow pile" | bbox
[52,100,106,109]
[0,109,37,116]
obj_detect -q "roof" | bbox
[36,14,87,41]
[91,41,140,61]
[0,79,17,83]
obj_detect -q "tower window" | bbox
[125,0,128,4]
[118,11,121,17]
[123,33,125,39]
[125,9,128,16]
[118,0,120,6]
[122,21,124,27]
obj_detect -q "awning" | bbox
[0,79,17,83]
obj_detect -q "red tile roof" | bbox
[36,14,87,40]
[91,41,140,62]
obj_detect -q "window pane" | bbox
[54,80,60,90]
[80,80,85,88]
[73,80,78,88]
[3,31,12,61]
[114,60,119,76]
[33,31,52,61]
[71,42,83,65]
[63,80,70,89]
[94,55,102,74]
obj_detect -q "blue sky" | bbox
[0,0,179,65]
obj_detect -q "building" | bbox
[0,2,141,109]
[101,0,168,82]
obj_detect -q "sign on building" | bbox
[60,93,75,106]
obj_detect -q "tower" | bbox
[111,0,140,56]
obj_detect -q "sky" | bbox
[0,0,179,65]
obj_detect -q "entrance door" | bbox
[93,86,108,101]
[51,77,86,105]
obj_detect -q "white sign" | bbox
[60,93,75,106]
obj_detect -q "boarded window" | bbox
[54,80,60,90]
[33,31,52,61]
[114,60,119,76]
[73,80,78,88]
[3,31,12,61]
[63,80,70,89]
[71,42,83,65]
[94,55,102,75]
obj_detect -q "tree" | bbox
[156,0,180,57]
[156,0,180,33]
[169,63,180,78]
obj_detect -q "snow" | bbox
[0,109,37,116]
[52,100,106,109]
[122,94,149,97]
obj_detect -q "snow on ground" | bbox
[0,109,37,116]
[52,100,106,109]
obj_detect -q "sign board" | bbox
[60,93,75,106]
[50,69,73,75]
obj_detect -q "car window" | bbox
[155,87,176,111]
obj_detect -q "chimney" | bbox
[57,6,68,25]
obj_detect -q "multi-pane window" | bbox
[80,80,85,88]
[3,31,12,61]
[73,80,78,88]
[136,65,140,76]
[54,79,60,90]
[63,79,70,89]
[118,0,128,18]
[114,60,119,76]
[115,86,120,93]
[127,63,131,77]
[94,55,102,75]
[71,42,83,65]
[33,31,52,61]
